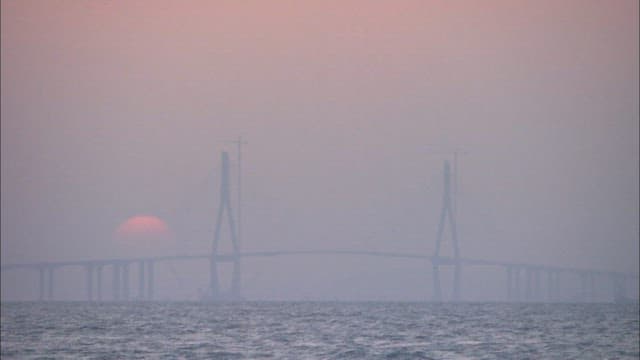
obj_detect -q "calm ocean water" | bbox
[1,302,638,359]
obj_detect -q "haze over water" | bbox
[2,1,639,358]
[2,0,638,301]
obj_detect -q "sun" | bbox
[114,215,174,256]
[116,215,170,238]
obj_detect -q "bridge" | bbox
[2,250,637,303]
[2,151,638,303]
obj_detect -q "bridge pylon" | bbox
[432,160,461,302]
[209,151,242,301]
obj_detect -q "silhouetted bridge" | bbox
[2,153,637,302]
[2,250,637,303]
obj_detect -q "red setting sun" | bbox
[114,215,174,257]
[115,215,171,239]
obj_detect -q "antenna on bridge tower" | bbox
[432,160,461,302]
[209,151,242,301]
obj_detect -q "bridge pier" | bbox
[96,265,103,301]
[138,261,145,300]
[506,266,513,301]
[432,265,442,302]
[232,256,241,300]
[122,263,130,301]
[514,267,521,302]
[533,269,540,301]
[86,264,94,301]
[47,267,54,301]
[553,271,561,302]
[113,264,121,300]
[507,267,576,303]
[453,262,461,302]
[38,267,45,301]
[209,257,219,299]
[611,274,627,302]
[547,270,555,302]
[147,260,154,300]
[432,260,442,302]
[575,271,597,303]
[525,268,533,301]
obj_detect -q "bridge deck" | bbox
[1,250,637,278]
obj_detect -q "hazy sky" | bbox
[2,0,638,300]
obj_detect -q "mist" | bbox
[1,0,638,301]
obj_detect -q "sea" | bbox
[1,302,638,359]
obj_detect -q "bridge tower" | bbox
[432,160,461,302]
[209,151,242,301]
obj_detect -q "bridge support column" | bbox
[547,270,555,302]
[38,267,45,301]
[554,271,561,302]
[611,274,627,302]
[580,272,588,302]
[453,262,461,302]
[534,269,541,301]
[86,264,94,302]
[113,264,121,301]
[96,265,103,301]
[122,263,130,301]
[525,268,532,302]
[581,271,596,302]
[231,257,241,300]
[432,261,442,302]
[147,261,154,300]
[514,267,521,302]
[46,267,54,301]
[506,266,513,302]
[138,261,145,300]
[209,257,219,300]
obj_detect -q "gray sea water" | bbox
[1,302,638,359]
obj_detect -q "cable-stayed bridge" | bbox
[2,250,637,303]
[2,151,638,303]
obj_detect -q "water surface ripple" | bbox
[2,302,638,359]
